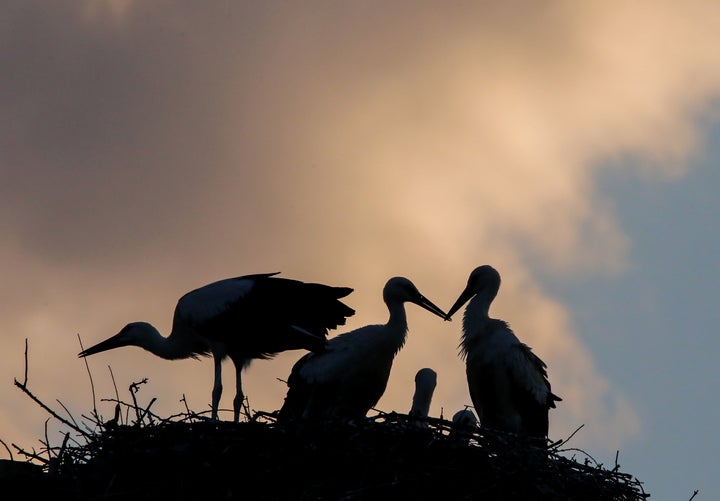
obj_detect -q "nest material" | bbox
[17,409,648,501]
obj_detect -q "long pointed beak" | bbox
[78,333,127,358]
[413,294,449,320]
[446,287,475,320]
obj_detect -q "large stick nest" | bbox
[4,343,649,500]
[7,404,648,500]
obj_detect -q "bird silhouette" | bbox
[409,367,437,426]
[78,272,354,422]
[449,409,478,444]
[446,265,561,440]
[277,277,447,423]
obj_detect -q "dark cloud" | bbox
[0,2,266,262]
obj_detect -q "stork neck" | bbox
[462,290,493,335]
[411,390,433,417]
[386,300,409,333]
[472,290,493,317]
[137,323,195,360]
[379,301,409,355]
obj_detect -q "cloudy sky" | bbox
[2,1,719,498]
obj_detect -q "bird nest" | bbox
[4,344,648,500]
[7,388,648,501]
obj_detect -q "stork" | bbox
[277,277,447,423]
[445,265,561,440]
[78,272,355,422]
[449,409,478,444]
[408,368,437,427]
[452,409,479,428]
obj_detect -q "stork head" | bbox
[78,322,156,357]
[414,367,437,390]
[383,277,447,319]
[446,265,501,319]
[452,408,478,427]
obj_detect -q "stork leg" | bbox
[211,353,223,421]
[233,364,244,423]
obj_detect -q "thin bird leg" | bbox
[211,353,223,421]
[233,365,244,423]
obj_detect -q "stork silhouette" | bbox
[409,367,437,425]
[446,265,561,440]
[277,277,447,422]
[79,272,354,422]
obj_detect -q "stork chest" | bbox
[462,320,520,367]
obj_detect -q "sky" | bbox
[1,1,719,498]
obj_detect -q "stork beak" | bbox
[445,287,475,320]
[78,332,127,358]
[413,294,448,320]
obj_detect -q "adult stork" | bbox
[78,272,355,422]
[445,265,561,440]
[277,277,447,423]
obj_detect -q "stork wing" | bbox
[235,275,355,334]
[177,276,258,326]
[278,343,355,422]
[278,325,389,422]
[506,343,560,407]
[293,326,380,385]
[175,274,355,357]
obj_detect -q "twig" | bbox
[181,394,191,415]
[251,410,281,424]
[0,437,14,460]
[129,378,148,423]
[56,399,82,432]
[552,423,585,449]
[48,433,70,476]
[23,338,29,386]
[241,395,252,421]
[109,366,122,425]
[14,378,89,438]
[14,342,90,437]
[77,333,98,419]
[99,397,164,425]
[689,490,699,501]
[99,403,122,431]
[560,447,600,467]
[44,418,51,463]
[11,443,49,465]
[136,398,158,425]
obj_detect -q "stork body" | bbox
[409,367,437,420]
[449,409,479,444]
[451,409,478,428]
[446,265,561,439]
[78,272,354,422]
[277,277,447,423]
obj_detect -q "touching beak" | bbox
[414,294,449,320]
[78,332,126,358]
[445,287,475,320]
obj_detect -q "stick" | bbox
[77,334,98,419]
[14,378,89,438]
